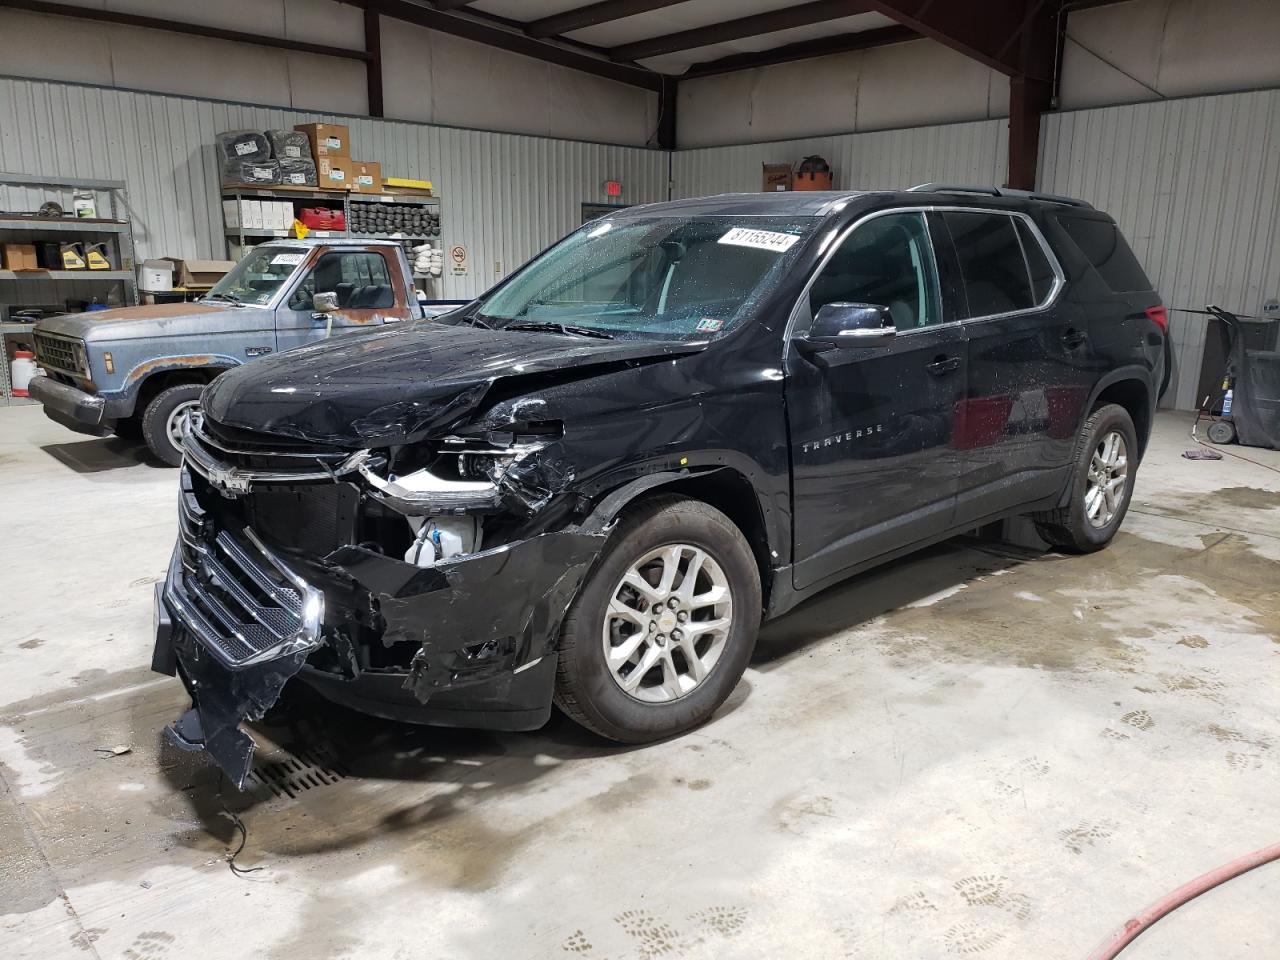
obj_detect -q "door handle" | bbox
[1062,329,1087,349]
[925,356,961,376]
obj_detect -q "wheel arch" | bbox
[1087,371,1153,458]
[583,466,778,612]
[129,358,237,418]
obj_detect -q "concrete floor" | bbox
[1,404,1277,960]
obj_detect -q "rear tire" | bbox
[1035,403,1138,553]
[141,384,203,467]
[554,496,761,743]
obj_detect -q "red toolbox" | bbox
[298,207,346,231]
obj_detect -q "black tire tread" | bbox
[1035,402,1136,552]
[141,383,204,467]
[553,494,759,742]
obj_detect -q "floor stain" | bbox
[1120,709,1155,731]
[943,920,1007,955]
[1176,635,1210,649]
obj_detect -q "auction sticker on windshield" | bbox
[718,227,801,253]
[271,253,306,266]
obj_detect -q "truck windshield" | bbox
[474,216,816,340]
[205,246,307,306]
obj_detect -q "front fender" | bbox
[104,353,244,414]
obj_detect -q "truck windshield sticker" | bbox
[271,253,305,266]
[695,318,723,332]
[718,227,801,253]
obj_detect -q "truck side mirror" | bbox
[312,291,339,315]
[796,302,896,355]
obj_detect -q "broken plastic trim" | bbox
[184,415,371,496]
[326,526,606,701]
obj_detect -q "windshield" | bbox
[206,246,307,306]
[474,216,817,340]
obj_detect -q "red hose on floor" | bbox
[1085,841,1280,960]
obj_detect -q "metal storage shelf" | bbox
[0,217,132,234]
[222,187,440,205]
[0,270,133,280]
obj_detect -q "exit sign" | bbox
[603,180,622,197]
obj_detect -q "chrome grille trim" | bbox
[183,413,369,495]
[34,332,86,377]
[166,471,324,670]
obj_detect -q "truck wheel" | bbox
[141,384,203,467]
[554,496,761,743]
[1035,403,1138,553]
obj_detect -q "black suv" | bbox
[152,186,1166,785]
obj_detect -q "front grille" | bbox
[34,332,84,375]
[246,485,360,557]
[171,475,323,669]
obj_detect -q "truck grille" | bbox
[170,474,324,669]
[34,332,85,376]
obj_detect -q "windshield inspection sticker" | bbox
[718,227,801,253]
[271,253,305,266]
[696,318,724,333]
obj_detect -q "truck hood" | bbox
[35,303,258,342]
[203,320,704,446]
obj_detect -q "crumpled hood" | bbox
[35,303,250,342]
[203,320,704,446]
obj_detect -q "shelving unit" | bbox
[0,173,138,406]
[220,187,444,287]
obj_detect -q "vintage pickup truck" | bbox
[28,238,461,465]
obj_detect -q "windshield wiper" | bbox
[503,321,614,340]
[456,313,494,329]
[203,292,244,306]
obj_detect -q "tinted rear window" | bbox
[1057,216,1152,292]
[944,212,1034,317]
[1015,218,1057,303]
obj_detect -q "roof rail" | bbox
[907,183,1094,209]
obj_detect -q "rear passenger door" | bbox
[938,210,1089,525]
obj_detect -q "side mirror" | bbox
[797,302,896,354]
[312,291,339,316]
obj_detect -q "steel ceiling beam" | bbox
[683,24,918,78]
[862,0,1034,76]
[609,0,872,63]
[6,0,374,61]
[528,0,692,40]
[369,0,664,90]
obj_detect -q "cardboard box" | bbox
[319,157,350,190]
[295,122,350,160]
[245,200,264,230]
[165,258,236,289]
[263,201,285,231]
[2,242,38,271]
[383,176,433,193]
[762,163,792,192]
[222,199,241,229]
[350,160,382,194]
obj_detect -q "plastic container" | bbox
[73,192,97,219]
[10,349,37,397]
[139,259,174,292]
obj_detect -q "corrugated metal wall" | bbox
[1040,89,1280,410]
[0,77,669,300]
[670,119,1008,197]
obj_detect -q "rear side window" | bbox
[1015,219,1058,303]
[943,212,1034,317]
[1057,216,1152,292]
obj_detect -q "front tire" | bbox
[1036,403,1138,553]
[554,496,761,743]
[141,384,203,467]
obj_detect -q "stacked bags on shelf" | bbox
[412,242,443,278]
[217,130,318,187]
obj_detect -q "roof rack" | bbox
[907,183,1094,209]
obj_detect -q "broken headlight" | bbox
[357,434,556,515]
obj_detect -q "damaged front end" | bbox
[153,412,608,787]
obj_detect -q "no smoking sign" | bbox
[449,244,468,276]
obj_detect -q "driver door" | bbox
[275,248,412,351]
[785,211,968,591]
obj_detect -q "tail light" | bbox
[1145,304,1169,333]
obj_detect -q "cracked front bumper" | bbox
[152,471,609,788]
